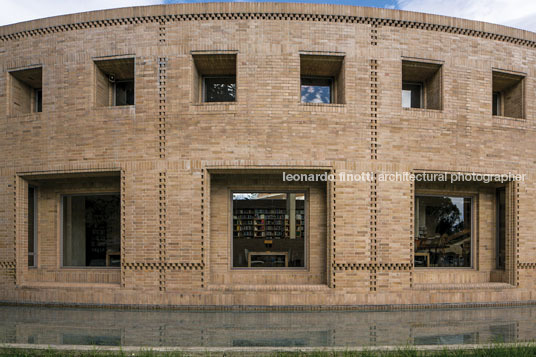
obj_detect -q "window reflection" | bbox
[414,195,472,268]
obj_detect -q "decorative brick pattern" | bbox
[1,7,536,49]
[158,57,167,159]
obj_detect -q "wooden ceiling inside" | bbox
[95,58,134,80]
[300,55,344,77]
[193,54,236,75]
[402,60,441,82]
[493,71,524,92]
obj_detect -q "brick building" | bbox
[1,3,535,308]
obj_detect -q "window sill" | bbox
[60,267,120,270]
[402,107,442,113]
[191,102,237,113]
[207,284,329,292]
[6,112,42,122]
[18,281,120,289]
[299,102,346,112]
[492,115,527,128]
[413,282,515,290]
[94,105,135,110]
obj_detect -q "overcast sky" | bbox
[1,0,535,33]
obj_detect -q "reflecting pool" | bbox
[0,305,535,347]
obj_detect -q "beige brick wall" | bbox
[0,3,535,306]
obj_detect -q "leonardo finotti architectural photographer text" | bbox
[282,171,526,183]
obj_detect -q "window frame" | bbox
[28,185,38,268]
[202,75,237,103]
[414,193,475,269]
[34,88,42,113]
[113,79,135,106]
[229,190,308,271]
[492,91,502,116]
[60,192,121,269]
[496,187,506,270]
[402,81,423,109]
[300,76,334,104]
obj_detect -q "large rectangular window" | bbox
[232,192,305,268]
[28,186,37,267]
[414,195,472,268]
[62,194,120,268]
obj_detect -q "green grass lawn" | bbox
[2,345,536,357]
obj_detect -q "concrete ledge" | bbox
[413,282,516,290]
[3,299,536,311]
[2,342,536,353]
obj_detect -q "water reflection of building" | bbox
[0,306,532,347]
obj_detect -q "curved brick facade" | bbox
[1,3,536,308]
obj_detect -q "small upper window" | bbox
[300,54,344,104]
[492,70,524,118]
[193,53,237,103]
[94,58,135,107]
[402,60,442,110]
[9,66,43,115]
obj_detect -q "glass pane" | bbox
[497,188,506,270]
[28,186,36,267]
[35,89,42,113]
[204,77,236,102]
[233,192,305,268]
[115,80,134,106]
[301,77,332,104]
[402,82,422,108]
[415,196,472,268]
[63,194,121,267]
[28,187,35,254]
[493,92,501,116]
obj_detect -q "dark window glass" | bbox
[204,76,236,102]
[415,196,472,268]
[301,77,332,104]
[496,188,506,270]
[493,92,501,116]
[232,193,305,268]
[115,80,134,106]
[28,186,37,267]
[62,194,120,267]
[35,89,42,113]
[402,82,422,108]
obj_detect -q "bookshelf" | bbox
[233,204,305,240]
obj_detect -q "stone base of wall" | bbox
[1,284,534,309]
